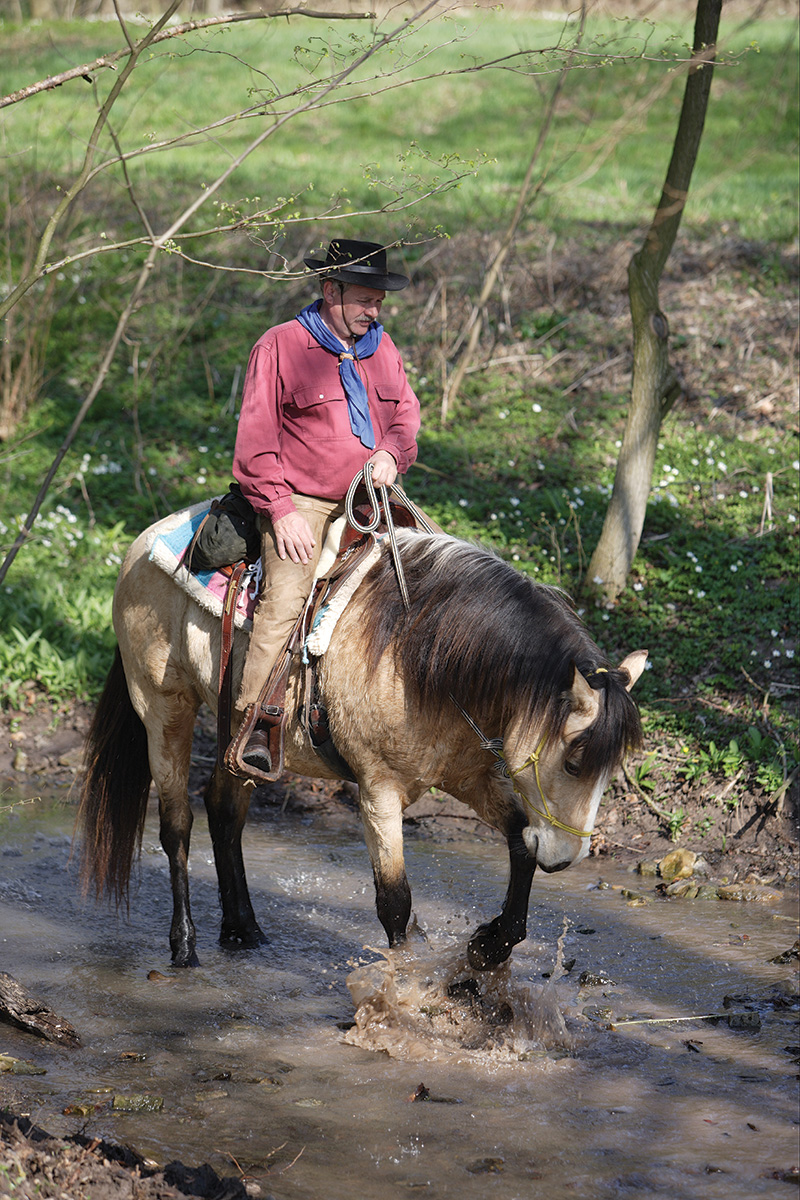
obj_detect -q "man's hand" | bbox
[367,449,398,488]
[273,510,316,564]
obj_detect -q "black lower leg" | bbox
[374,871,412,948]
[468,821,536,970]
[205,767,267,948]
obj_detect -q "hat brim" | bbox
[303,257,409,292]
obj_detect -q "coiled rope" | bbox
[344,464,437,613]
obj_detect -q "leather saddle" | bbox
[221,491,424,784]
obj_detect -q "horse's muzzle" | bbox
[523,823,588,872]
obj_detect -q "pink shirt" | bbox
[233,318,421,522]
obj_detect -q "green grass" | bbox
[0,10,797,826]
[2,11,797,244]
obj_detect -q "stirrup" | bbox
[225,701,286,783]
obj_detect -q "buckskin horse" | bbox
[78,518,647,971]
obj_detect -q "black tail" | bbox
[77,647,152,906]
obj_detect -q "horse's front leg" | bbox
[204,764,268,949]
[358,783,411,947]
[468,817,536,971]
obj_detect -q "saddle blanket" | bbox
[148,501,258,629]
[147,501,383,648]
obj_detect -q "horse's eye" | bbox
[564,760,581,778]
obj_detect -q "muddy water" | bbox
[1,793,797,1199]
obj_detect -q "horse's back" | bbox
[114,514,223,714]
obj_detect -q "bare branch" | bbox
[442,2,589,419]
[0,8,376,111]
[0,0,443,584]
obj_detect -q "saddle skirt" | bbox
[147,502,259,629]
[147,501,379,652]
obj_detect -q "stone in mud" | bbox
[582,1005,614,1023]
[621,888,650,904]
[637,860,660,878]
[659,848,697,881]
[112,1094,164,1112]
[578,971,617,988]
[663,880,699,899]
[726,1012,762,1031]
[717,884,782,902]
[466,1157,504,1174]
[769,940,800,965]
[0,1054,46,1076]
[696,884,720,900]
[63,1101,105,1117]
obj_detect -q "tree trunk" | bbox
[585,0,722,604]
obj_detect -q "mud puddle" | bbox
[1,793,798,1199]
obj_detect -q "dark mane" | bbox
[358,532,642,774]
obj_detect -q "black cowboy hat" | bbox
[303,239,409,291]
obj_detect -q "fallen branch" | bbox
[0,973,81,1047]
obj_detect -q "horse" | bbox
[77,515,647,972]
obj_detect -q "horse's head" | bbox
[505,650,648,871]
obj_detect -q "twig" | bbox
[612,1013,723,1027]
[767,767,799,818]
[279,1146,306,1174]
[562,353,628,395]
[621,764,673,822]
[590,834,646,854]
[758,471,774,535]
[442,0,589,417]
[0,10,377,110]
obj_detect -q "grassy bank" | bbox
[0,10,797,843]
[2,11,797,240]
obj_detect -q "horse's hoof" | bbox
[171,949,200,968]
[220,926,269,950]
[467,925,512,971]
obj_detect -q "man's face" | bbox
[321,280,385,343]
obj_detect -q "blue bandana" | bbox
[296,299,382,450]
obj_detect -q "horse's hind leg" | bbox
[468,816,536,971]
[204,765,267,949]
[144,696,202,967]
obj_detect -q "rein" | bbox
[449,696,593,840]
[344,465,437,612]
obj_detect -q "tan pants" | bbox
[236,494,346,712]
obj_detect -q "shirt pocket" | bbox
[288,383,345,410]
[373,380,401,405]
[285,383,350,441]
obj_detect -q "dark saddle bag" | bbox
[186,482,260,573]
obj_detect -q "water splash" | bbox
[343,933,577,1063]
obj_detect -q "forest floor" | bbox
[0,700,797,1199]
[1,220,798,1197]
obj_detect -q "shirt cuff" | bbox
[265,495,298,524]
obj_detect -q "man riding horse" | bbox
[232,238,421,777]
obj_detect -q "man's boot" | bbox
[240,705,283,775]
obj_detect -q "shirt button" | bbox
[319,393,324,399]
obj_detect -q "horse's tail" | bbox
[77,646,152,907]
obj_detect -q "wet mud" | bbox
[0,793,798,1199]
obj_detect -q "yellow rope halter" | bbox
[450,696,593,840]
[504,738,593,840]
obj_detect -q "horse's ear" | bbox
[619,650,649,691]
[567,664,600,719]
